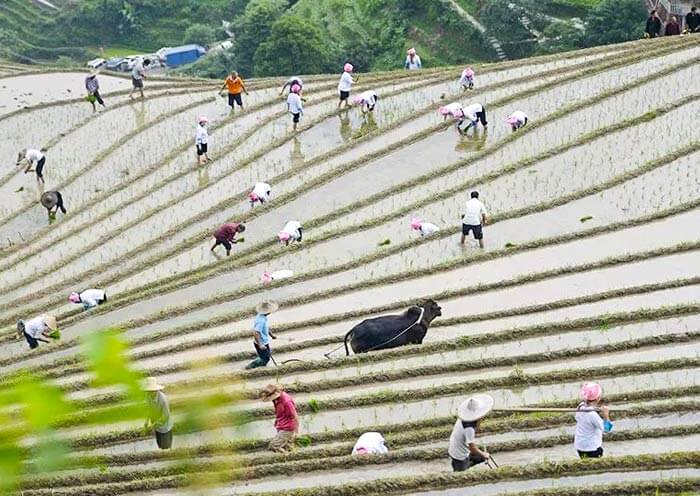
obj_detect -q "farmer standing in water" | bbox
[211,222,246,256]
[220,71,248,112]
[337,63,356,110]
[246,301,279,369]
[461,191,488,248]
[286,84,303,131]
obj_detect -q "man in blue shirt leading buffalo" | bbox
[245,301,279,369]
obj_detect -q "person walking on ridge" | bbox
[195,116,210,165]
[260,384,299,452]
[143,377,173,450]
[461,191,488,248]
[286,84,303,131]
[405,48,422,70]
[220,71,248,112]
[211,222,246,256]
[17,148,47,184]
[246,301,279,369]
[448,394,494,471]
[337,63,356,110]
[129,58,150,99]
[85,70,105,112]
[575,382,613,458]
[645,10,662,38]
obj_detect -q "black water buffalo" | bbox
[344,299,442,355]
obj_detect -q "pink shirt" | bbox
[273,392,298,432]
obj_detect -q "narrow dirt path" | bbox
[443,0,509,60]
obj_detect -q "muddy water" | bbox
[0,73,134,115]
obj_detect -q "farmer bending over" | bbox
[260,384,299,452]
[40,191,66,222]
[69,288,107,310]
[506,111,528,131]
[449,394,494,471]
[211,222,245,256]
[246,301,278,369]
[16,315,59,349]
[249,182,271,207]
[352,432,389,455]
[17,148,47,184]
[278,221,303,246]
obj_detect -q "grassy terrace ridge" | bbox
[0,40,692,342]
[20,423,700,490]
[0,67,442,235]
[0,41,644,318]
[35,357,700,450]
[18,451,700,496]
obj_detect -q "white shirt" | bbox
[25,149,44,164]
[195,124,208,145]
[352,432,388,455]
[80,289,106,308]
[463,103,484,122]
[444,102,464,118]
[448,419,475,460]
[359,90,377,106]
[132,59,145,80]
[287,93,303,114]
[23,316,48,339]
[405,55,422,70]
[459,72,475,86]
[252,182,271,200]
[338,72,355,92]
[509,110,528,125]
[419,222,439,237]
[574,408,605,451]
[282,221,302,239]
[463,198,487,225]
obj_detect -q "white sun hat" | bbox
[142,377,164,392]
[457,394,494,422]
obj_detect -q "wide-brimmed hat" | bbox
[40,191,59,210]
[42,314,58,331]
[458,394,494,421]
[142,377,164,392]
[256,300,279,314]
[260,383,282,401]
[580,382,602,401]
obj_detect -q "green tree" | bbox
[582,0,647,47]
[253,15,333,76]
[232,0,287,76]
[537,20,584,54]
[182,23,217,46]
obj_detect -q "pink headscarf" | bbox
[343,63,354,73]
[290,84,301,94]
[410,217,422,230]
[463,67,474,78]
[440,105,463,118]
[506,116,519,126]
[353,95,365,104]
[278,231,291,242]
[438,106,450,116]
[580,382,602,402]
[68,292,80,304]
[248,192,259,202]
[198,116,208,124]
[261,272,273,284]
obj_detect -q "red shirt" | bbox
[214,222,240,242]
[273,392,298,432]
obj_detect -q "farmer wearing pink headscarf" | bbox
[411,217,439,237]
[405,48,422,70]
[337,63,357,110]
[69,289,107,310]
[439,102,466,131]
[249,182,271,207]
[574,382,613,459]
[278,220,303,246]
[286,84,303,130]
[280,76,304,96]
[459,67,475,91]
[506,111,528,132]
[195,116,210,165]
[354,90,378,113]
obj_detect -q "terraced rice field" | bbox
[1,36,699,495]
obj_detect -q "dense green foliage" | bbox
[581,0,647,46]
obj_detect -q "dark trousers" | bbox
[451,454,486,471]
[246,342,271,369]
[155,430,173,449]
[476,110,487,126]
[36,157,46,181]
[23,331,39,349]
[212,238,232,254]
[55,191,66,214]
[578,447,603,459]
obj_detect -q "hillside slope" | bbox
[0,36,699,495]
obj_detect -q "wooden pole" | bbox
[492,406,625,413]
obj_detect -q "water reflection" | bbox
[354,113,378,140]
[338,111,352,143]
[290,137,304,167]
[197,165,210,188]
[131,100,147,128]
[455,128,488,152]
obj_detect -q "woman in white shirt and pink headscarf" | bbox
[405,48,422,70]
[278,220,303,246]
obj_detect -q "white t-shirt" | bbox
[287,93,303,114]
[132,59,145,80]
[509,110,528,125]
[359,90,377,106]
[80,289,106,308]
[574,408,605,451]
[463,103,484,122]
[419,222,439,236]
[405,55,422,70]
[448,419,475,460]
[195,124,208,145]
[23,316,48,339]
[252,182,271,200]
[463,198,487,225]
[26,149,44,164]
[338,72,355,92]
[352,432,388,455]
[282,221,302,240]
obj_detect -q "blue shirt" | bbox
[254,314,270,346]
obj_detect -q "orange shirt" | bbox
[225,76,244,94]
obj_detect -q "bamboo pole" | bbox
[492,407,627,413]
